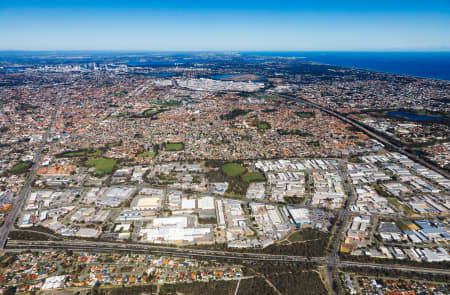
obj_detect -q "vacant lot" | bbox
[387,197,414,215]
[395,220,410,231]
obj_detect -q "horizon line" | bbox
[1,49,450,53]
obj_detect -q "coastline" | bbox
[241,51,450,81]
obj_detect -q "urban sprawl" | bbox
[0,53,448,295]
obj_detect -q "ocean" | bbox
[242,51,450,81]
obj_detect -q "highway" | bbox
[5,239,324,264]
[278,93,450,292]
[0,92,65,250]
[6,242,323,264]
[281,94,449,179]
[5,240,449,276]
[1,89,449,289]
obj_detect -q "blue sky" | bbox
[1,0,449,51]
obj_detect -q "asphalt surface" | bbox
[277,94,450,292]
[6,239,324,263]
[0,92,65,249]
[6,240,449,276]
[325,161,355,292]
[1,90,448,290]
[283,95,449,179]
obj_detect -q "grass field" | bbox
[110,91,126,96]
[241,172,265,182]
[222,163,246,177]
[110,112,129,118]
[165,142,184,151]
[206,161,249,196]
[88,150,104,157]
[9,161,32,175]
[137,151,155,158]
[153,100,181,106]
[60,150,85,157]
[296,111,314,118]
[143,109,159,116]
[254,120,271,130]
[131,107,170,118]
[85,158,117,175]
[287,231,310,243]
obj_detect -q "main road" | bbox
[5,240,450,276]
[281,94,449,179]
[279,93,450,292]
[2,89,449,286]
[326,160,356,292]
[0,91,65,250]
[5,239,324,264]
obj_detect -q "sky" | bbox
[0,0,449,51]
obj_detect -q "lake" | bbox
[387,111,444,121]
[150,73,177,77]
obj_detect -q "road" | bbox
[280,95,449,179]
[2,88,449,289]
[0,91,65,250]
[275,93,450,292]
[233,278,241,295]
[5,240,450,276]
[324,160,355,293]
[5,239,325,264]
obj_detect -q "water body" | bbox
[241,52,450,81]
[387,111,444,121]
[212,74,234,80]
[126,58,211,67]
[150,73,177,77]
[127,61,175,66]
